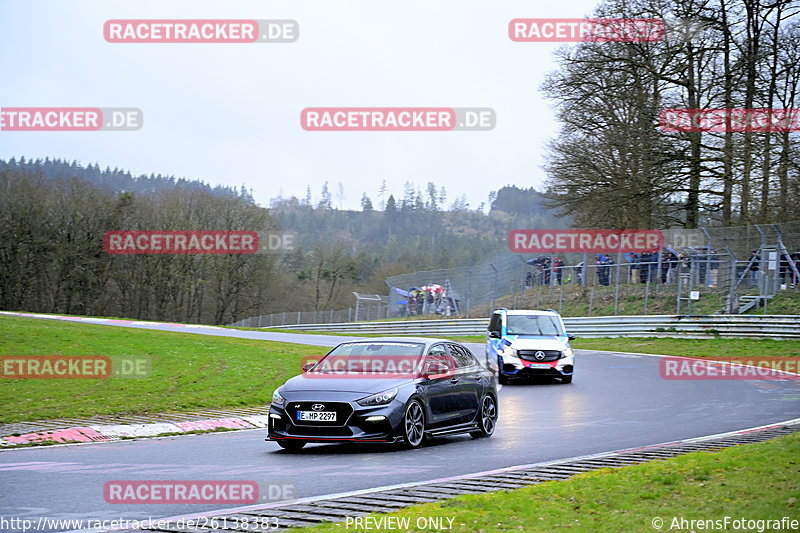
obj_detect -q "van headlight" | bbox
[501,346,519,360]
[271,388,286,407]
[560,348,573,359]
[357,387,398,407]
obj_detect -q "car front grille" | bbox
[518,350,561,362]
[284,401,354,427]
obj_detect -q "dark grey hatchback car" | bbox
[267,337,498,451]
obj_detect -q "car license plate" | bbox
[297,411,337,422]
[529,363,551,369]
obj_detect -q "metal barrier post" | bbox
[466,268,473,318]
[489,264,498,311]
[614,252,622,314]
[677,272,690,315]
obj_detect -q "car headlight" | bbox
[501,346,518,360]
[357,387,398,407]
[271,388,286,407]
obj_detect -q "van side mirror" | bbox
[301,361,317,372]
[489,330,501,339]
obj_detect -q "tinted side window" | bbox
[426,344,452,370]
[460,345,480,366]
[448,344,476,368]
[428,344,448,357]
[488,313,502,333]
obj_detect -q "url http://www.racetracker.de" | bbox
[1,516,283,532]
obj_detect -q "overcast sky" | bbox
[1,0,602,211]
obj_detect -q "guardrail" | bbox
[269,315,800,339]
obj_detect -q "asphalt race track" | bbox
[0,316,798,529]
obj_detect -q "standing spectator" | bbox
[596,254,611,286]
[525,271,533,288]
[639,251,654,283]
[595,254,605,286]
[627,252,641,283]
[678,252,692,275]
[692,246,717,287]
[544,257,553,285]
[553,257,564,285]
[661,249,677,283]
[575,261,584,286]
[748,249,761,288]
[606,254,616,285]
[650,251,660,282]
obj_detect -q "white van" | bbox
[486,308,575,384]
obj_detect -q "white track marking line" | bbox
[63,416,800,533]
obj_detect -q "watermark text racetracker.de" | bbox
[509,18,664,42]
[104,19,298,43]
[660,108,800,132]
[104,479,294,501]
[300,353,457,379]
[659,357,800,380]
[508,229,664,254]
[0,108,142,131]
[301,107,495,131]
[104,480,264,504]
[1,355,151,379]
[103,230,296,254]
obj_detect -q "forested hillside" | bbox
[0,160,565,322]
[0,157,243,198]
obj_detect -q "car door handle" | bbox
[473,375,482,380]
[450,378,459,384]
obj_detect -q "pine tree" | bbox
[336,182,345,210]
[385,194,397,213]
[426,182,438,210]
[361,193,373,211]
[318,182,333,210]
[378,180,388,210]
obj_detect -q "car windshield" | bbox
[506,315,563,336]
[313,342,425,373]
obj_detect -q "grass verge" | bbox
[0,316,326,423]
[291,433,800,533]
[224,331,800,360]
[571,337,800,359]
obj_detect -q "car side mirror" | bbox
[489,330,501,339]
[423,361,450,378]
[301,361,317,373]
[568,335,576,341]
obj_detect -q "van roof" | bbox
[495,309,560,316]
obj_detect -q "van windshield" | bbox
[506,315,563,336]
